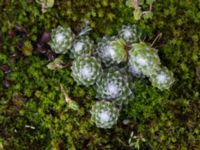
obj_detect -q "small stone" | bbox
[39,32,51,44]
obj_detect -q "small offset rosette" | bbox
[71,56,102,87]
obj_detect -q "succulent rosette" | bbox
[96,36,127,66]
[128,59,143,77]
[90,101,120,129]
[96,69,132,104]
[118,24,141,44]
[71,56,102,87]
[129,42,161,77]
[49,26,75,54]
[70,36,94,58]
[149,67,175,90]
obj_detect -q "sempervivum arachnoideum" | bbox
[96,36,127,66]
[96,69,132,105]
[49,26,75,54]
[149,67,175,90]
[129,42,161,77]
[118,24,142,44]
[128,59,143,77]
[90,101,120,129]
[70,36,94,58]
[71,56,102,87]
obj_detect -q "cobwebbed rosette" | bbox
[96,37,127,66]
[129,42,161,77]
[96,69,132,105]
[90,101,119,129]
[149,67,175,90]
[70,36,94,58]
[49,26,75,54]
[128,59,143,77]
[71,56,102,87]
[118,24,141,44]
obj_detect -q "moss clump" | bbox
[0,0,200,149]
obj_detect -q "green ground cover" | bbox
[0,0,200,149]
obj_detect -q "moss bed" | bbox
[0,0,200,149]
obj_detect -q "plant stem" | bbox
[151,33,162,47]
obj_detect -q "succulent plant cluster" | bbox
[71,56,102,87]
[149,67,175,90]
[118,24,141,43]
[96,37,128,66]
[96,69,132,105]
[48,24,175,128]
[49,26,75,54]
[129,42,161,77]
[70,36,94,58]
[90,101,119,129]
[128,42,175,90]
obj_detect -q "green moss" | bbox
[0,0,200,149]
